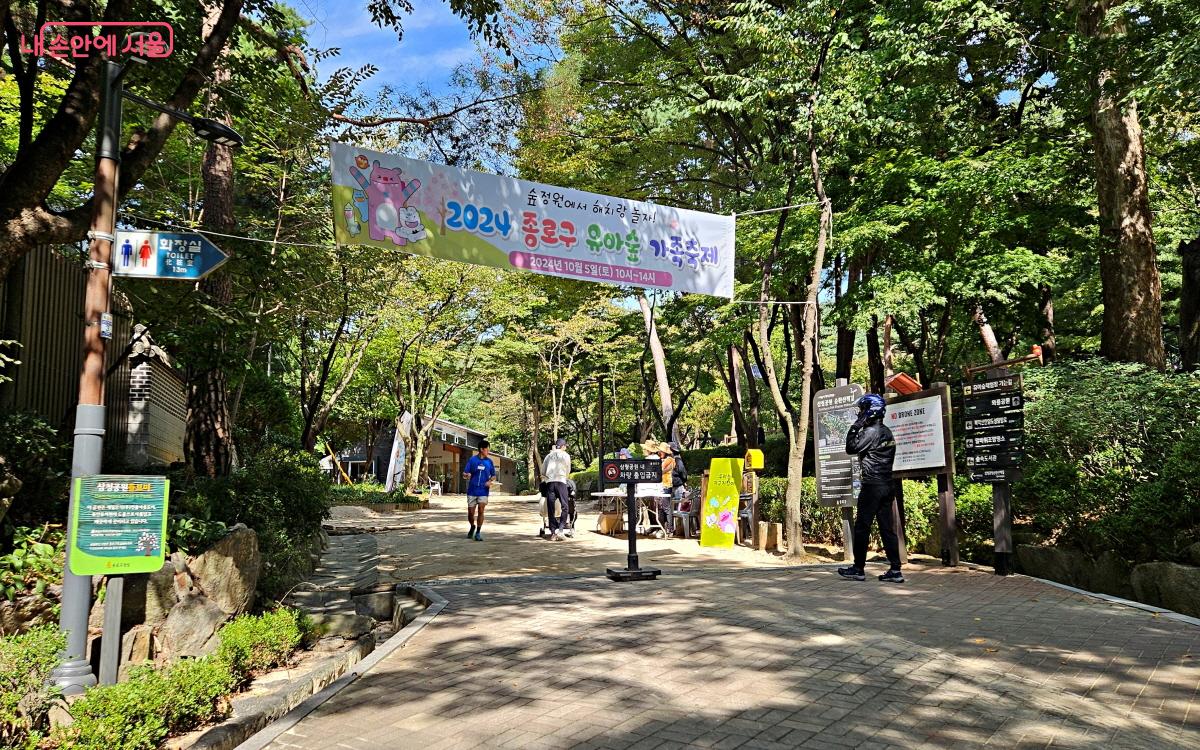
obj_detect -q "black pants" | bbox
[546,481,570,531]
[853,482,901,571]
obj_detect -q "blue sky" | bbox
[296,0,486,97]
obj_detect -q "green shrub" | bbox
[217,609,304,686]
[0,525,64,602]
[680,435,791,478]
[166,516,228,556]
[174,446,332,598]
[1014,359,1200,560]
[0,412,70,525]
[0,625,65,748]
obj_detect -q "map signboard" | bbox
[962,375,1025,484]
[812,384,864,507]
[68,475,169,575]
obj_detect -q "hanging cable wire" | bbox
[733,201,824,217]
[121,211,335,249]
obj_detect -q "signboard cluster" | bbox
[962,375,1024,483]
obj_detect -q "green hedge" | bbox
[173,447,332,598]
[1014,359,1200,562]
[50,608,306,750]
[0,625,64,748]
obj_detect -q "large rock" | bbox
[1014,545,1135,600]
[1131,562,1200,618]
[1184,542,1200,567]
[189,524,260,616]
[0,591,58,636]
[308,613,372,639]
[155,592,226,661]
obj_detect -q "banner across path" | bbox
[329,142,736,298]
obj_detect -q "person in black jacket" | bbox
[838,393,904,583]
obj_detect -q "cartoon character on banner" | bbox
[347,157,428,246]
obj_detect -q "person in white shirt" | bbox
[542,438,573,540]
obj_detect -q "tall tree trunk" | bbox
[883,314,895,382]
[738,337,764,446]
[970,303,1004,364]
[638,294,677,442]
[716,346,749,447]
[1039,283,1058,364]
[1077,0,1166,369]
[835,259,858,381]
[866,316,884,393]
[1181,239,1200,370]
[185,28,236,477]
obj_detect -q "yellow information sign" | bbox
[700,458,743,548]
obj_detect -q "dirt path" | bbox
[328,493,815,583]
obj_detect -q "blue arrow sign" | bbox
[114,230,229,280]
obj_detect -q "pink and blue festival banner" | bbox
[330,142,736,298]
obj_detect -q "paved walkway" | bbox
[330,494,821,584]
[263,506,1200,749]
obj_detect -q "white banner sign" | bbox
[329,142,735,298]
[886,394,947,473]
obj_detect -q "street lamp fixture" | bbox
[191,117,244,147]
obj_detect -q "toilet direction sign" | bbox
[113,230,229,280]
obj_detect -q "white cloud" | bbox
[428,44,478,71]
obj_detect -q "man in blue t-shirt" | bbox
[461,440,497,541]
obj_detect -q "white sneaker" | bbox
[563,529,574,538]
[550,531,564,541]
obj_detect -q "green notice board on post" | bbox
[69,475,169,576]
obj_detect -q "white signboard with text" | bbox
[886,394,947,474]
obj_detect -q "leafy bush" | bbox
[680,435,791,478]
[0,625,64,748]
[57,608,308,749]
[0,525,64,602]
[0,413,70,525]
[217,609,305,685]
[58,656,234,750]
[166,516,228,556]
[1015,359,1200,560]
[174,446,332,598]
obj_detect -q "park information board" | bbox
[68,475,169,576]
[962,375,1025,483]
[700,458,743,549]
[812,384,864,507]
[885,385,954,478]
[330,142,736,298]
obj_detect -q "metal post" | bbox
[97,576,124,684]
[597,377,605,492]
[994,483,1014,575]
[55,59,124,693]
[936,472,959,566]
[891,479,908,564]
[625,483,640,571]
[834,378,854,562]
[840,507,854,562]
